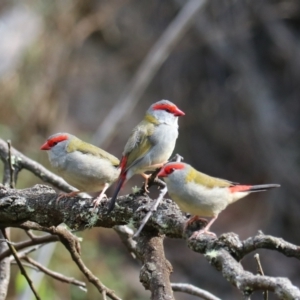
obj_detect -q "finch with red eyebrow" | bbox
[41,133,120,207]
[108,100,185,213]
[158,162,280,237]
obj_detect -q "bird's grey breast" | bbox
[165,174,228,217]
[47,148,67,170]
[149,123,178,160]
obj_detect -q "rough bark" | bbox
[136,232,174,300]
[1,185,300,299]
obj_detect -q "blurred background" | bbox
[0,0,300,299]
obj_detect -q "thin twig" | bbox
[21,256,86,291]
[92,0,207,147]
[0,239,18,245]
[24,230,36,240]
[134,153,184,238]
[133,185,168,239]
[113,226,137,259]
[9,245,46,262]
[1,229,40,300]
[6,140,15,189]
[0,229,10,300]
[102,290,107,300]
[254,254,268,300]
[11,261,40,272]
[2,161,11,188]
[0,234,58,261]
[171,283,221,300]
[50,226,121,300]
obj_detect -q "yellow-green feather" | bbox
[124,115,157,169]
[67,138,120,166]
[185,167,232,188]
[144,113,160,125]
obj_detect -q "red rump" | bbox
[119,156,128,174]
[229,185,252,193]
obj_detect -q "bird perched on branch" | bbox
[158,162,280,237]
[40,133,120,207]
[108,100,185,213]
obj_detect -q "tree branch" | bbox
[54,226,121,300]
[241,233,300,260]
[0,234,58,261]
[136,232,174,300]
[20,256,86,291]
[189,233,300,299]
[1,185,300,298]
[16,223,120,299]
[1,229,40,300]
[0,230,10,300]
[171,283,221,300]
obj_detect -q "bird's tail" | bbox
[230,183,280,193]
[107,174,126,214]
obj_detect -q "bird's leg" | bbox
[141,173,151,192]
[184,215,207,231]
[56,190,81,203]
[93,183,109,209]
[190,215,218,239]
[142,162,168,192]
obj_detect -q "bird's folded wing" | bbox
[67,139,120,166]
[189,168,234,188]
[123,121,155,171]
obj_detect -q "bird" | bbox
[157,162,280,237]
[108,99,185,213]
[40,132,120,207]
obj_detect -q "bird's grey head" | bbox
[147,100,185,125]
[40,132,72,157]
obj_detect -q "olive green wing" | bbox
[123,120,156,171]
[67,138,119,166]
[187,167,234,188]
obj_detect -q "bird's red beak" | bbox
[40,142,50,150]
[157,169,167,177]
[173,107,185,117]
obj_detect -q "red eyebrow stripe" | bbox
[164,163,185,171]
[153,103,177,112]
[48,134,68,144]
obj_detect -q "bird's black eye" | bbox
[166,167,175,175]
[165,108,171,113]
[49,141,58,147]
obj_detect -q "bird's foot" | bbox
[190,229,217,240]
[92,193,108,210]
[92,183,110,211]
[184,216,207,233]
[56,191,81,204]
[141,173,151,193]
[185,215,207,227]
[187,215,218,239]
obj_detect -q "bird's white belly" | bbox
[167,181,230,217]
[48,151,119,192]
